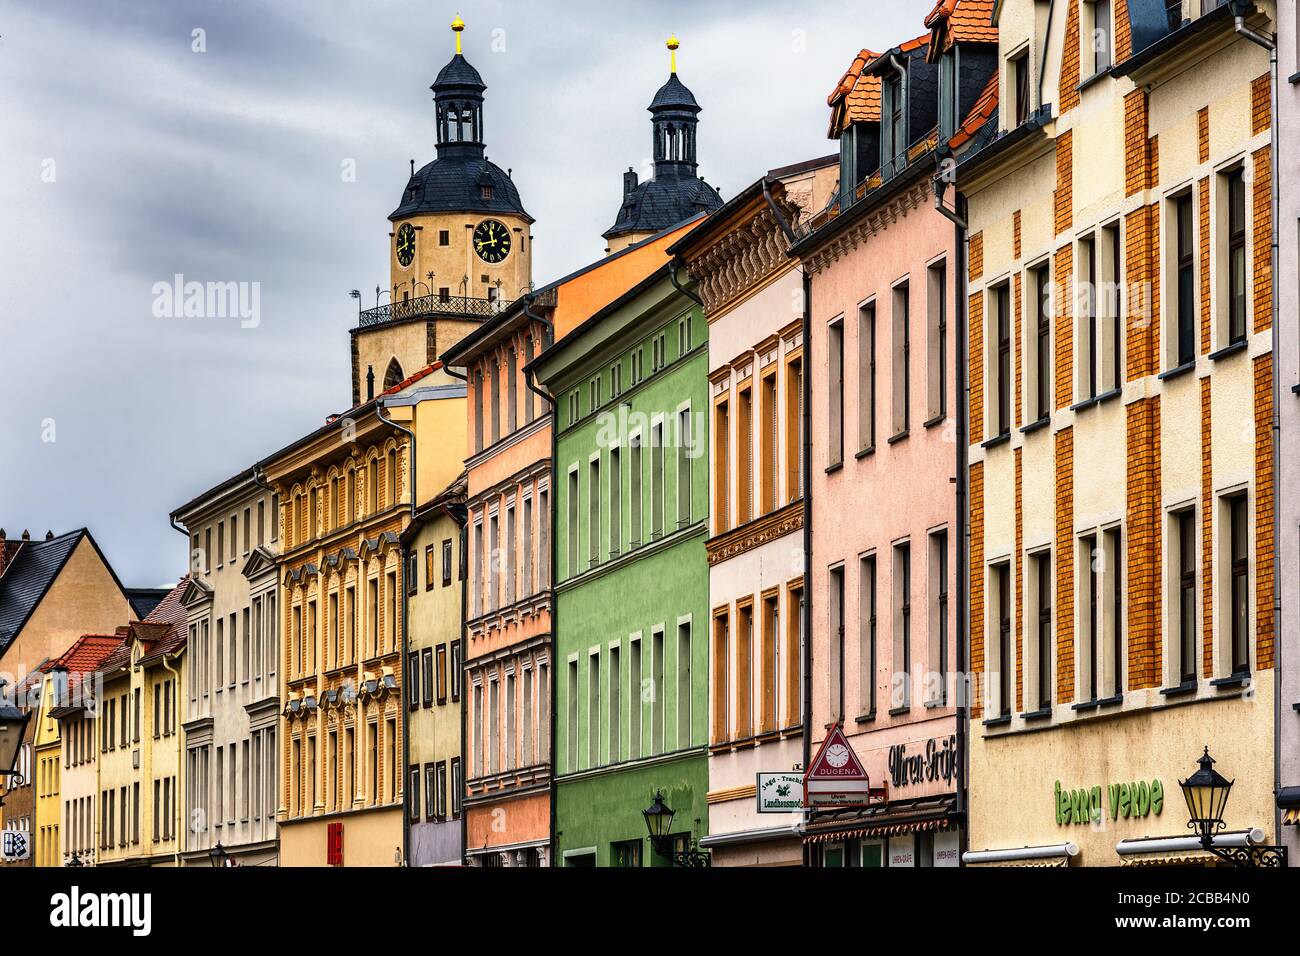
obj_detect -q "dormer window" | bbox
[938,49,959,140]
[481,184,493,201]
[880,72,907,179]
[1010,51,1030,127]
[1091,0,1113,74]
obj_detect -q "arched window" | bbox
[387,448,399,506]
[384,359,404,392]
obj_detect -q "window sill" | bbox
[924,698,949,710]
[887,430,909,446]
[855,711,876,725]
[1076,68,1113,94]
[981,431,1011,450]
[982,714,1012,728]
[1020,416,1050,435]
[923,413,946,429]
[1020,707,1052,722]
[1207,339,1248,362]
[1096,693,1123,709]
[1290,69,1300,85]
[1070,387,1122,414]
[825,461,844,475]
[888,704,911,717]
[1158,360,1196,382]
[1159,680,1198,698]
[855,446,875,461]
[1071,698,1101,713]
[1209,672,1251,689]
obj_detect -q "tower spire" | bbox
[452,14,465,55]
[667,35,679,74]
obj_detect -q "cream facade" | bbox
[960,0,1279,866]
[172,470,280,867]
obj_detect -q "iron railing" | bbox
[358,293,510,328]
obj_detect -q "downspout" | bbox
[376,398,417,866]
[451,502,468,866]
[249,462,282,856]
[522,294,558,866]
[670,259,704,306]
[1231,5,1281,846]
[1037,0,1058,108]
[933,167,969,857]
[161,653,184,867]
[800,267,814,866]
[762,178,798,245]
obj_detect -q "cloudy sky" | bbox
[0,0,935,587]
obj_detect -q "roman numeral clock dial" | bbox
[473,218,511,264]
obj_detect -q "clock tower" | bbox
[351,16,534,406]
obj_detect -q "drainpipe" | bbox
[1230,1,1282,848]
[376,399,417,866]
[161,652,184,867]
[763,179,799,246]
[800,267,814,866]
[670,259,704,306]
[933,168,969,858]
[522,294,558,867]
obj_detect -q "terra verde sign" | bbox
[1054,777,1165,826]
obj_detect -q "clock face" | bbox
[395,223,416,268]
[826,743,851,768]
[473,219,511,264]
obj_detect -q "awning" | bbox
[699,822,803,849]
[963,843,1079,867]
[1115,828,1266,866]
[802,793,956,844]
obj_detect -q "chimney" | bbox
[21,530,30,541]
[45,530,53,540]
[623,167,638,196]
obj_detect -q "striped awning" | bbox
[802,794,956,844]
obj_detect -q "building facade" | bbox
[959,0,1279,866]
[787,3,995,866]
[172,469,281,867]
[403,474,467,866]
[672,160,836,866]
[534,267,710,867]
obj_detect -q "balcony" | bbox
[357,292,510,329]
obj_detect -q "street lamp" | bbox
[209,842,228,868]
[0,695,30,808]
[1179,747,1287,868]
[640,790,709,868]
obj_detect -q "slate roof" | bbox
[433,53,485,90]
[101,578,189,672]
[603,174,722,242]
[948,69,999,150]
[126,588,169,620]
[389,156,531,222]
[0,530,90,658]
[650,74,700,111]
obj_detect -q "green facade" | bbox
[533,268,710,866]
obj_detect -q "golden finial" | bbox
[451,14,465,55]
[667,35,679,74]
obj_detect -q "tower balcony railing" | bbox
[358,292,511,328]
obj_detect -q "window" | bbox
[439,229,450,246]
[1080,235,1099,400]
[858,303,876,452]
[1082,534,1099,701]
[490,359,501,444]
[1033,552,1053,711]
[892,283,910,436]
[760,368,778,514]
[567,660,579,771]
[1104,527,1124,698]
[1092,0,1112,74]
[859,555,877,717]
[651,421,664,539]
[786,352,804,502]
[829,565,845,721]
[714,399,730,533]
[435,762,447,820]
[1031,265,1052,422]
[567,468,579,578]
[737,382,753,524]
[651,629,665,754]
[627,640,640,759]
[424,764,437,821]
[938,48,958,140]
[736,601,753,739]
[881,72,906,177]
[1226,494,1250,676]
[588,376,601,413]
[927,263,947,420]
[505,504,517,605]
[712,611,729,743]
[1011,51,1030,127]
[441,540,453,587]
[1174,192,1196,367]
[407,651,420,710]
[507,348,518,433]
[759,595,778,735]
[524,336,536,424]
[993,283,1013,436]
[522,497,534,594]
[588,460,600,569]
[893,542,911,711]
[1225,167,1247,345]
[928,531,949,706]
[450,640,461,701]
[587,652,601,767]
[538,489,549,589]
[608,645,621,762]
[473,370,484,452]
[677,620,692,748]
[677,407,692,528]
[451,758,462,817]
[612,839,642,867]
[995,562,1012,718]
[1174,509,1197,685]
[1102,222,1123,392]
[434,645,446,704]
[828,319,844,466]
[629,434,643,548]
[409,767,421,822]
[609,448,622,557]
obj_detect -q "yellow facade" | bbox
[31,673,60,867]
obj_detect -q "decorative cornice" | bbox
[687,198,806,318]
[802,181,931,276]
[706,501,804,566]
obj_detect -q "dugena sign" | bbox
[757,773,804,813]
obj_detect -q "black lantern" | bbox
[642,790,675,843]
[209,842,228,868]
[0,697,30,807]
[1179,747,1286,868]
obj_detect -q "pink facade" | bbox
[802,175,962,865]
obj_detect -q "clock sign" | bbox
[395,223,416,268]
[473,219,511,264]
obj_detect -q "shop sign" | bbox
[933,830,960,867]
[888,836,915,867]
[888,735,958,789]
[1,829,29,861]
[1054,778,1164,826]
[756,773,804,813]
[804,724,878,807]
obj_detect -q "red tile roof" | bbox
[41,634,122,699]
[926,0,998,58]
[827,49,882,136]
[948,70,999,150]
[99,577,189,671]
